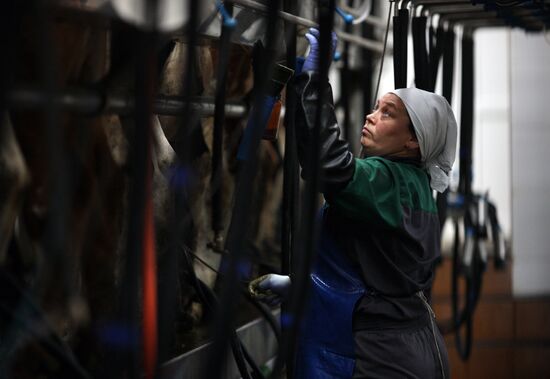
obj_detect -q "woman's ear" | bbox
[405,136,419,150]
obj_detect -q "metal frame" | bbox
[6,85,247,117]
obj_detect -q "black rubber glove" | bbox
[294,71,355,194]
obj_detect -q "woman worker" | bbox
[249,28,457,379]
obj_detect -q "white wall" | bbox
[473,29,512,237]
[510,31,550,297]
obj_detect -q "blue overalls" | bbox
[294,209,365,378]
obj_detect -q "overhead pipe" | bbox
[229,0,387,53]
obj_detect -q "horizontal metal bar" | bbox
[5,85,247,118]
[229,0,387,53]
[412,0,473,6]
[425,4,486,14]
[441,11,499,21]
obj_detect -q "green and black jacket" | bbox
[295,71,441,330]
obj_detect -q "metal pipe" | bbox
[229,0,387,53]
[5,85,247,118]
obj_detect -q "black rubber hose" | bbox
[242,291,282,345]
[487,201,506,269]
[182,250,259,379]
[412,16,429,90]
[435,26,454,230]
[281,0,299,376]
[341,15,351,141]
[459,34,474,197]
[452,232,484,360]
[281,0,298,282]
[202,1,280,377]
[393,9,409,89]
[271,1,337,378]
[211,4,235,248]
[442,28,455,112]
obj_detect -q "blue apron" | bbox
[294,209,365,378]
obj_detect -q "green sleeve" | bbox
[330,158,404,228]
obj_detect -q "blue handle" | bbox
[336,7,354,24]
[216,1,237,28]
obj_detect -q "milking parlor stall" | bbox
[1,0,550,378]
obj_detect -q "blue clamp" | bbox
[333,51,342,62]
[335,7,354,25]
[216,1,237,28]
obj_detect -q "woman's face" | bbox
[360,93,419,158]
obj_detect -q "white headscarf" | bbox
[390,88,458,193]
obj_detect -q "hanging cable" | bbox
[412,13,429,90]
[181,247,262,379]
[281,0,300,375]
[183,246,282,345]
[202,1,280,377]
[270,1,337,378]
[452,30,477,360]
[393,4,409,89]
[436,26,455,230]
[340,1,352,142]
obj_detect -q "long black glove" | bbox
[294,71,355,194]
